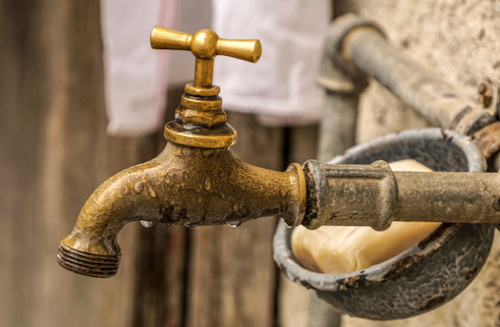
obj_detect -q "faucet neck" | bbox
[163,82,236,149]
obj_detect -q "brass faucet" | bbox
[57,26,500,279]
[56,27,306,278]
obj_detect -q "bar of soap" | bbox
[291,159,440,274]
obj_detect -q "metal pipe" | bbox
[318,93,360,163]
[395,171,500,223]
[303,160,500,230]
[328,14,496,135]
[316,22,366,162]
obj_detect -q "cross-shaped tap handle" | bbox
[151,27,262,89]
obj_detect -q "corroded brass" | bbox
[57,27,307,278]
[57,142,306,277]
[150,27,261,148]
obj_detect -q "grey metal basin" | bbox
[273,128,495,320]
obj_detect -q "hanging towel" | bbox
[212,0,330,126]
[100,0,177,136]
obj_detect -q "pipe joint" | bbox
[329,14,496,134]
[302,160,397,231]
[318,14,385,94]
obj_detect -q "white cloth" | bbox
[212,0,330,126]
[100,0,177,136]
[101,0,329,135]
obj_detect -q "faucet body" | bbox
[57,27,307,277]
[58,141,305,277]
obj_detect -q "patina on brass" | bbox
[57,27,306,278]
[151,26,262,148]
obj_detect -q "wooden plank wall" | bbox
[0,1,320,326]
[1,1,158,326]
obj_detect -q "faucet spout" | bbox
[57,27,307,278]
[57,141,306,277]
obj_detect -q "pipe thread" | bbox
[56,243,120,278]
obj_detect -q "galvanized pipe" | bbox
[303,160,500,230]
[395,171,500,224]
[331,15,496,135]
[316,21,366,163]
[318,93,360,163]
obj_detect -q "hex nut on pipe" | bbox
[303,160,397,231]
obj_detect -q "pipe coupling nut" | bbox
[302,160,397,231]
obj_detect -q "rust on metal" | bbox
[420,295,446,311]
[417,223,450,249]
[478,81,493,108]
[343,275,366,289]
[465,267,479,280]
[470,121,500,159]
[388,255,425,277]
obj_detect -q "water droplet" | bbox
[202,149,215,157]
[134,182,144,194]
[141,220,156,228]
[280,189,289,198]
[204,178,211,190]
[147,185,157,198]
[228,220,242,229]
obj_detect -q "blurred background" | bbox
[2,0,500,326]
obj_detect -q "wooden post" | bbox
[0,0,160,326]
[186,112,285,327]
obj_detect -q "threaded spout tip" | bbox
[56,243,120,278]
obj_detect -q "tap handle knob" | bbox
[150,27,261,88]
[150,27,192,51]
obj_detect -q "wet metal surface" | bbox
[58,142,305,277]
[58,27,306,278]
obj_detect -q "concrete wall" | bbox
[335,1,500,326]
